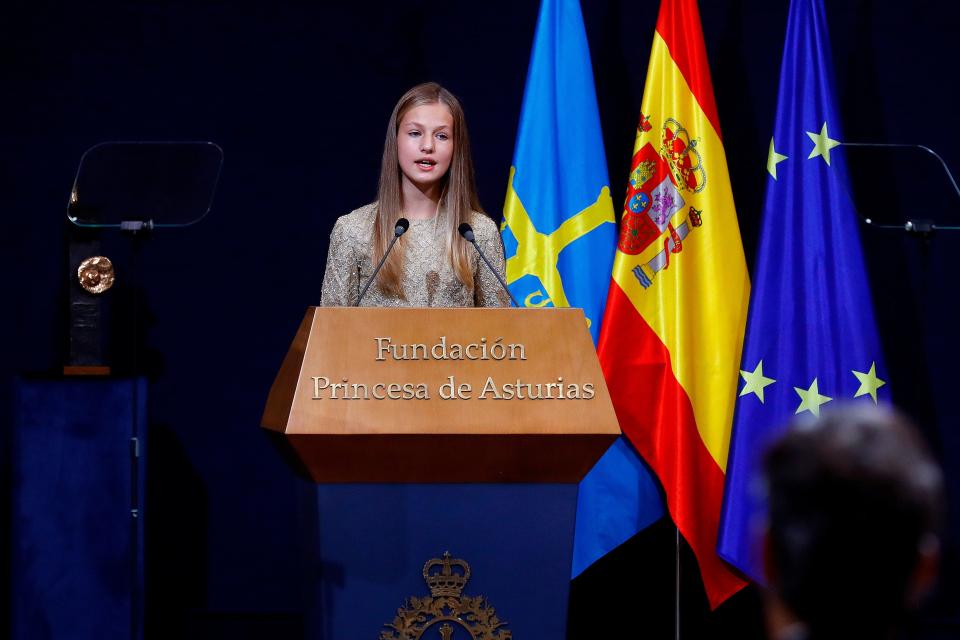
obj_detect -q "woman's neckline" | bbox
[403,193,442,222]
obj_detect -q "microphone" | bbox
[458,222,519,307]
[355,218,409,306]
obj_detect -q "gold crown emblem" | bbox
[660,117,707,194]
[422,551,471,597]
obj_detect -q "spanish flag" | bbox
[598,0,750,607]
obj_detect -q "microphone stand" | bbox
[842,142,960,236]
[458,223,519,307]
[356,219,409,306]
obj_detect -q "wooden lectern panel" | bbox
[262,307,620,481]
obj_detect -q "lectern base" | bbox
[304,484,578,639]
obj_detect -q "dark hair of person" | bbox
[763,405,944,639]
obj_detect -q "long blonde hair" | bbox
[373,82,481,298]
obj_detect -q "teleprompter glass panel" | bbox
[67,141,223,229]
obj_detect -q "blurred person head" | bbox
[762,404,944,640]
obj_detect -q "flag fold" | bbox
[598,0,750,608]
[718,0,890,583]
[501,0,665,579]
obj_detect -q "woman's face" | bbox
[396,102,454,192]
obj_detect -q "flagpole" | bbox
[675,526,681,640]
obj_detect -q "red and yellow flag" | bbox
[598,0,750,608]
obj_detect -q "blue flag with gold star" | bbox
[501,0,664,578]
[717,0,889,582]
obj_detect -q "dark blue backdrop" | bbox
[4,1,960,637]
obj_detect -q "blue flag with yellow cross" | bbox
[718,0,890,582]
[501,0,664,578]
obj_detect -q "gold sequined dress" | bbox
[320,203,510,307]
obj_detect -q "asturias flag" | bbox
[597,0,750,608]
[500,0,664,579]
[718,0,889,583]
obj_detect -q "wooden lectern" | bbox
[262,307,621,639]
[262,306,620,482]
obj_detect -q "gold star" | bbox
[739,360,776,403]
[794,378,832,416]
[767,137,788,180]
[806,122,841,165]
[853,362,886,403]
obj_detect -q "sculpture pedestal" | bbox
[11,378,145,640]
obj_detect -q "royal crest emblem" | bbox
[632,206,706,289]
[380,552,512,640]
[649,179,685,229]
[618,117,709,275]
[629,159,657,190]
[660,118,706,193]
[628,191,650,214]
[618,143,671,255]
[638,111,653,133]
[688,206,703,228]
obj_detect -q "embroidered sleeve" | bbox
[473,217,510,308]
[320,217,360,307]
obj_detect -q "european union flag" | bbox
[501,0,664,577]
[718,0,889,582]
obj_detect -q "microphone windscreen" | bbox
[457,222,475,242]
[394,218,410,236]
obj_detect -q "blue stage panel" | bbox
[11,378,145,640]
